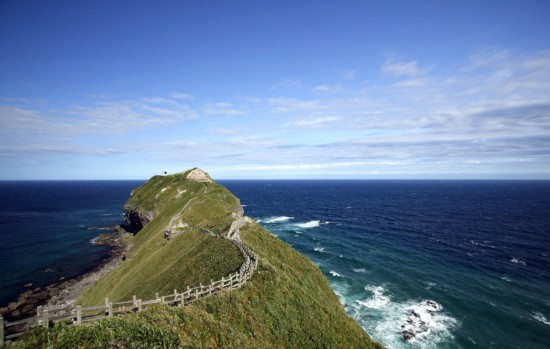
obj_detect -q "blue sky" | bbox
[1,1,549,179]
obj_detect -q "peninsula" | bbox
[9,168,383,348]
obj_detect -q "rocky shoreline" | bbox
[0,226,132,321]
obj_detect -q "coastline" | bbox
[0,227,131,321]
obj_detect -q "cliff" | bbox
[16,168,383,348]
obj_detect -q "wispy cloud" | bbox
[382,56,431,78]
[312,84,342,94]
[2,48,549,178]
[285,116,341,128]
[203,102,246,116]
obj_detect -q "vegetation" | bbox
[12,169,384,348]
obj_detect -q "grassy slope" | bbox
[14,170,384,348]
[79,170,244,306]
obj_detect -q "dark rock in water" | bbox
[426,300,440,311]
[402,330,415,341]
[411,310,420,318]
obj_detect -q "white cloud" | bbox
[203,102,246,116]
[2,48,550,179]
[285,116,341,128]
[382,57,431,78]
[267,97,320,112]
[313,84,342,94]
[230,162,368,171]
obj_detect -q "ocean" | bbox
[1,180,549,348]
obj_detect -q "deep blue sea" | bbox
[0,181,143,306]
[1,180,549,348]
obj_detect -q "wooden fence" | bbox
[1,230,258,345]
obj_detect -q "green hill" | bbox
[15,169,383,348]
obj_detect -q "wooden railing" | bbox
[1,223,258,345]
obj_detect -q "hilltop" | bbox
[14,168,383,348]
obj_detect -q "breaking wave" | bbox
[510,257,527,266]
[257,216,294,224]
[532,312,550,326]
[353,284,458,348]
[329,270,343,277]
[295,220,320,228]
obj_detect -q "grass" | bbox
[10,169,384,348]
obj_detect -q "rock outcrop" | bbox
[123,206,153,234]
[185,168,213,183]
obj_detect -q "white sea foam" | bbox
[356,285,391,309]
[89,237,98,245]
[354,284,458,348]
[257,216,294,224]
[510,257,527,266]
[295,220,320,228]
[353,268,368,273]
[329,270,343,277]
[531,312,550,325]
[314,247,325,253]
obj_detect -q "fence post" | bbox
[1,315,4,346]
[76,306,82,325]
[43,309,49,328]
[108,302,113,317]
[36,306,43,326]
[156,293,160,302]
[137,299,142,312]
[161,296,165,305]
[221,276,225,289]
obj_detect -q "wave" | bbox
[329,270,343,277]
[89,237,98,245]
[353,268,368,273]
[531,312,550,326]
[314,247,325,253]
[295,220,320,228]
[354,284,458,348]
[257,216,294,224]
[510,257,527,266]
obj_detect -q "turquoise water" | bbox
[222,180,550,348]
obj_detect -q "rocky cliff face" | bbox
[123,206,153,234]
